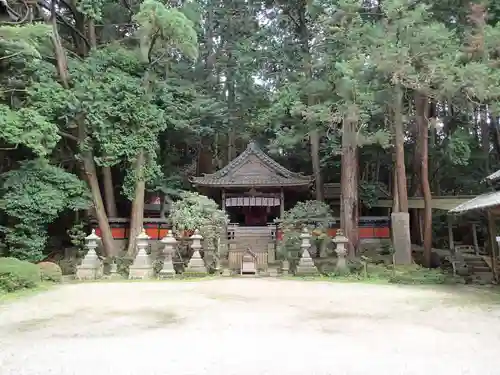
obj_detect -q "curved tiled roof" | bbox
[190,142,312,187]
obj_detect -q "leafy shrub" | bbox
[277,200,334,262]
[115,255,134,277]
[0,257,40,292]
[37,261,62,282]
[170,192,229,257]
[0,159,91,262]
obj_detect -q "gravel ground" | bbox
[1,279,500,375]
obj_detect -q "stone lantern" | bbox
[185,229,208,276]
[129,229,154,279]
[332,229,349,273]
[76,229,102,280]
[296,227,319,276]
[159,231,177,279]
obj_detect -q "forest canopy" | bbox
[1,0,500,264]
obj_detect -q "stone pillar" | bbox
[129,229,154,279]
[185,229,208,276]
[391,212,412,265]
[159,231,177,279]
[296,227,319,276]
[333,229,349,274]
[76,229,102,280]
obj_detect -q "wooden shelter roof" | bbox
[449,190,500,214]
[189,142,312,188]
[486,169,500,182]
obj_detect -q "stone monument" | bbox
[296,227,319,276]
[76,229,102,280]
[185,229,208,276]
[333,229,349,274]
[129,229,154,279]
[391,212,412,265]
[159,231,177,279]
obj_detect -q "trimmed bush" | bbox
[38,262,63,283]
[0,257,41,292]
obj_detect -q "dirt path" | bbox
[1,279,500,375]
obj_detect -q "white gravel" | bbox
[1,279,500,375]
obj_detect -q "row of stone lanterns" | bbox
[76,226,350,280]
[76,228,209,280]
[294,227,350,275]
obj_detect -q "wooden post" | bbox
[280,188,284,218]
[447,215,454,252]
[221,189,226,210]
[487,210,498,283]
[472,222,479,255]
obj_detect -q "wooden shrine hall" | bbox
[190,141,313,225]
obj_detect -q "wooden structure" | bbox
[190,142,313,271]
[190,141,313,224]
[449,169,500,281]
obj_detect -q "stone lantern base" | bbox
[76,264,99,280]
[129,251,154,280]
[159,260,176,279]
[184,250,208,277]
[296,250,319,276]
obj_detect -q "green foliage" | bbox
[134,0,199,62]
[388,265,447,285]
[277,200,334,261]
[328,260,450,285]
[0,105,60,156]
[37,262,63,283]
[67,222,88,256]
[0,24,52,59]
[76,0,104,21]
[0,257,40,292]
[445,130,472,166]
[279,200,334,229]
[0,159,90,261]
[170,191,229,249]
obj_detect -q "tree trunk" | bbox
[82,153,116,257]
[225,0,237,163]
[102,166,118,217]
[393,83,409,213]
[50,5,114,256]
[296,1,323,201]
[310,130,323,201]
[126,149,146,257]
[340,118,359,257]
[480,105,490,173]
[415,92,432,267]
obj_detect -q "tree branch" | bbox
[37,0,91,50]
[58,130,79,142]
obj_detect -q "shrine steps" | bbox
[460,254,497,284]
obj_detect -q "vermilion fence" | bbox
[92,216,391,241]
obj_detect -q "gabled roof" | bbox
[190,142,312,188]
